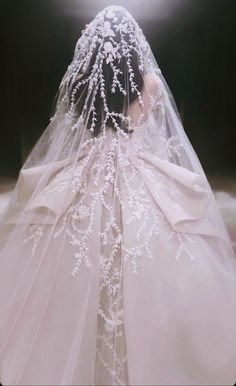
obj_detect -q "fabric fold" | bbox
[4,148,229,241]
[129,151,226,239]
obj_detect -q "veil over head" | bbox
[1,5,234,263]
[0,5,236,386]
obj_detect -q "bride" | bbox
[0,5,236,386]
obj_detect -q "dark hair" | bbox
[69,10,144,136]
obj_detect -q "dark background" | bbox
[0,0,235,179]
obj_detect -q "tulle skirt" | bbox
[0,148,236,385]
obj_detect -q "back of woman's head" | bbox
[63,6,149,136]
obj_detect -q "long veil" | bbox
[0,5,236,386]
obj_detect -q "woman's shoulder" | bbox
[143,72,160,95]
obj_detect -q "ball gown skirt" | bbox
[0,129,236,385]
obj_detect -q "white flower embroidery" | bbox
[104,41,113,53]
[103,41,119,64]
[102,21,115,37]
[115,22,129,34]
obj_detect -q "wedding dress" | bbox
[0,5,236,386]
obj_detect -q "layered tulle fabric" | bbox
[0,5,236,386]
[0,126,236,385]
